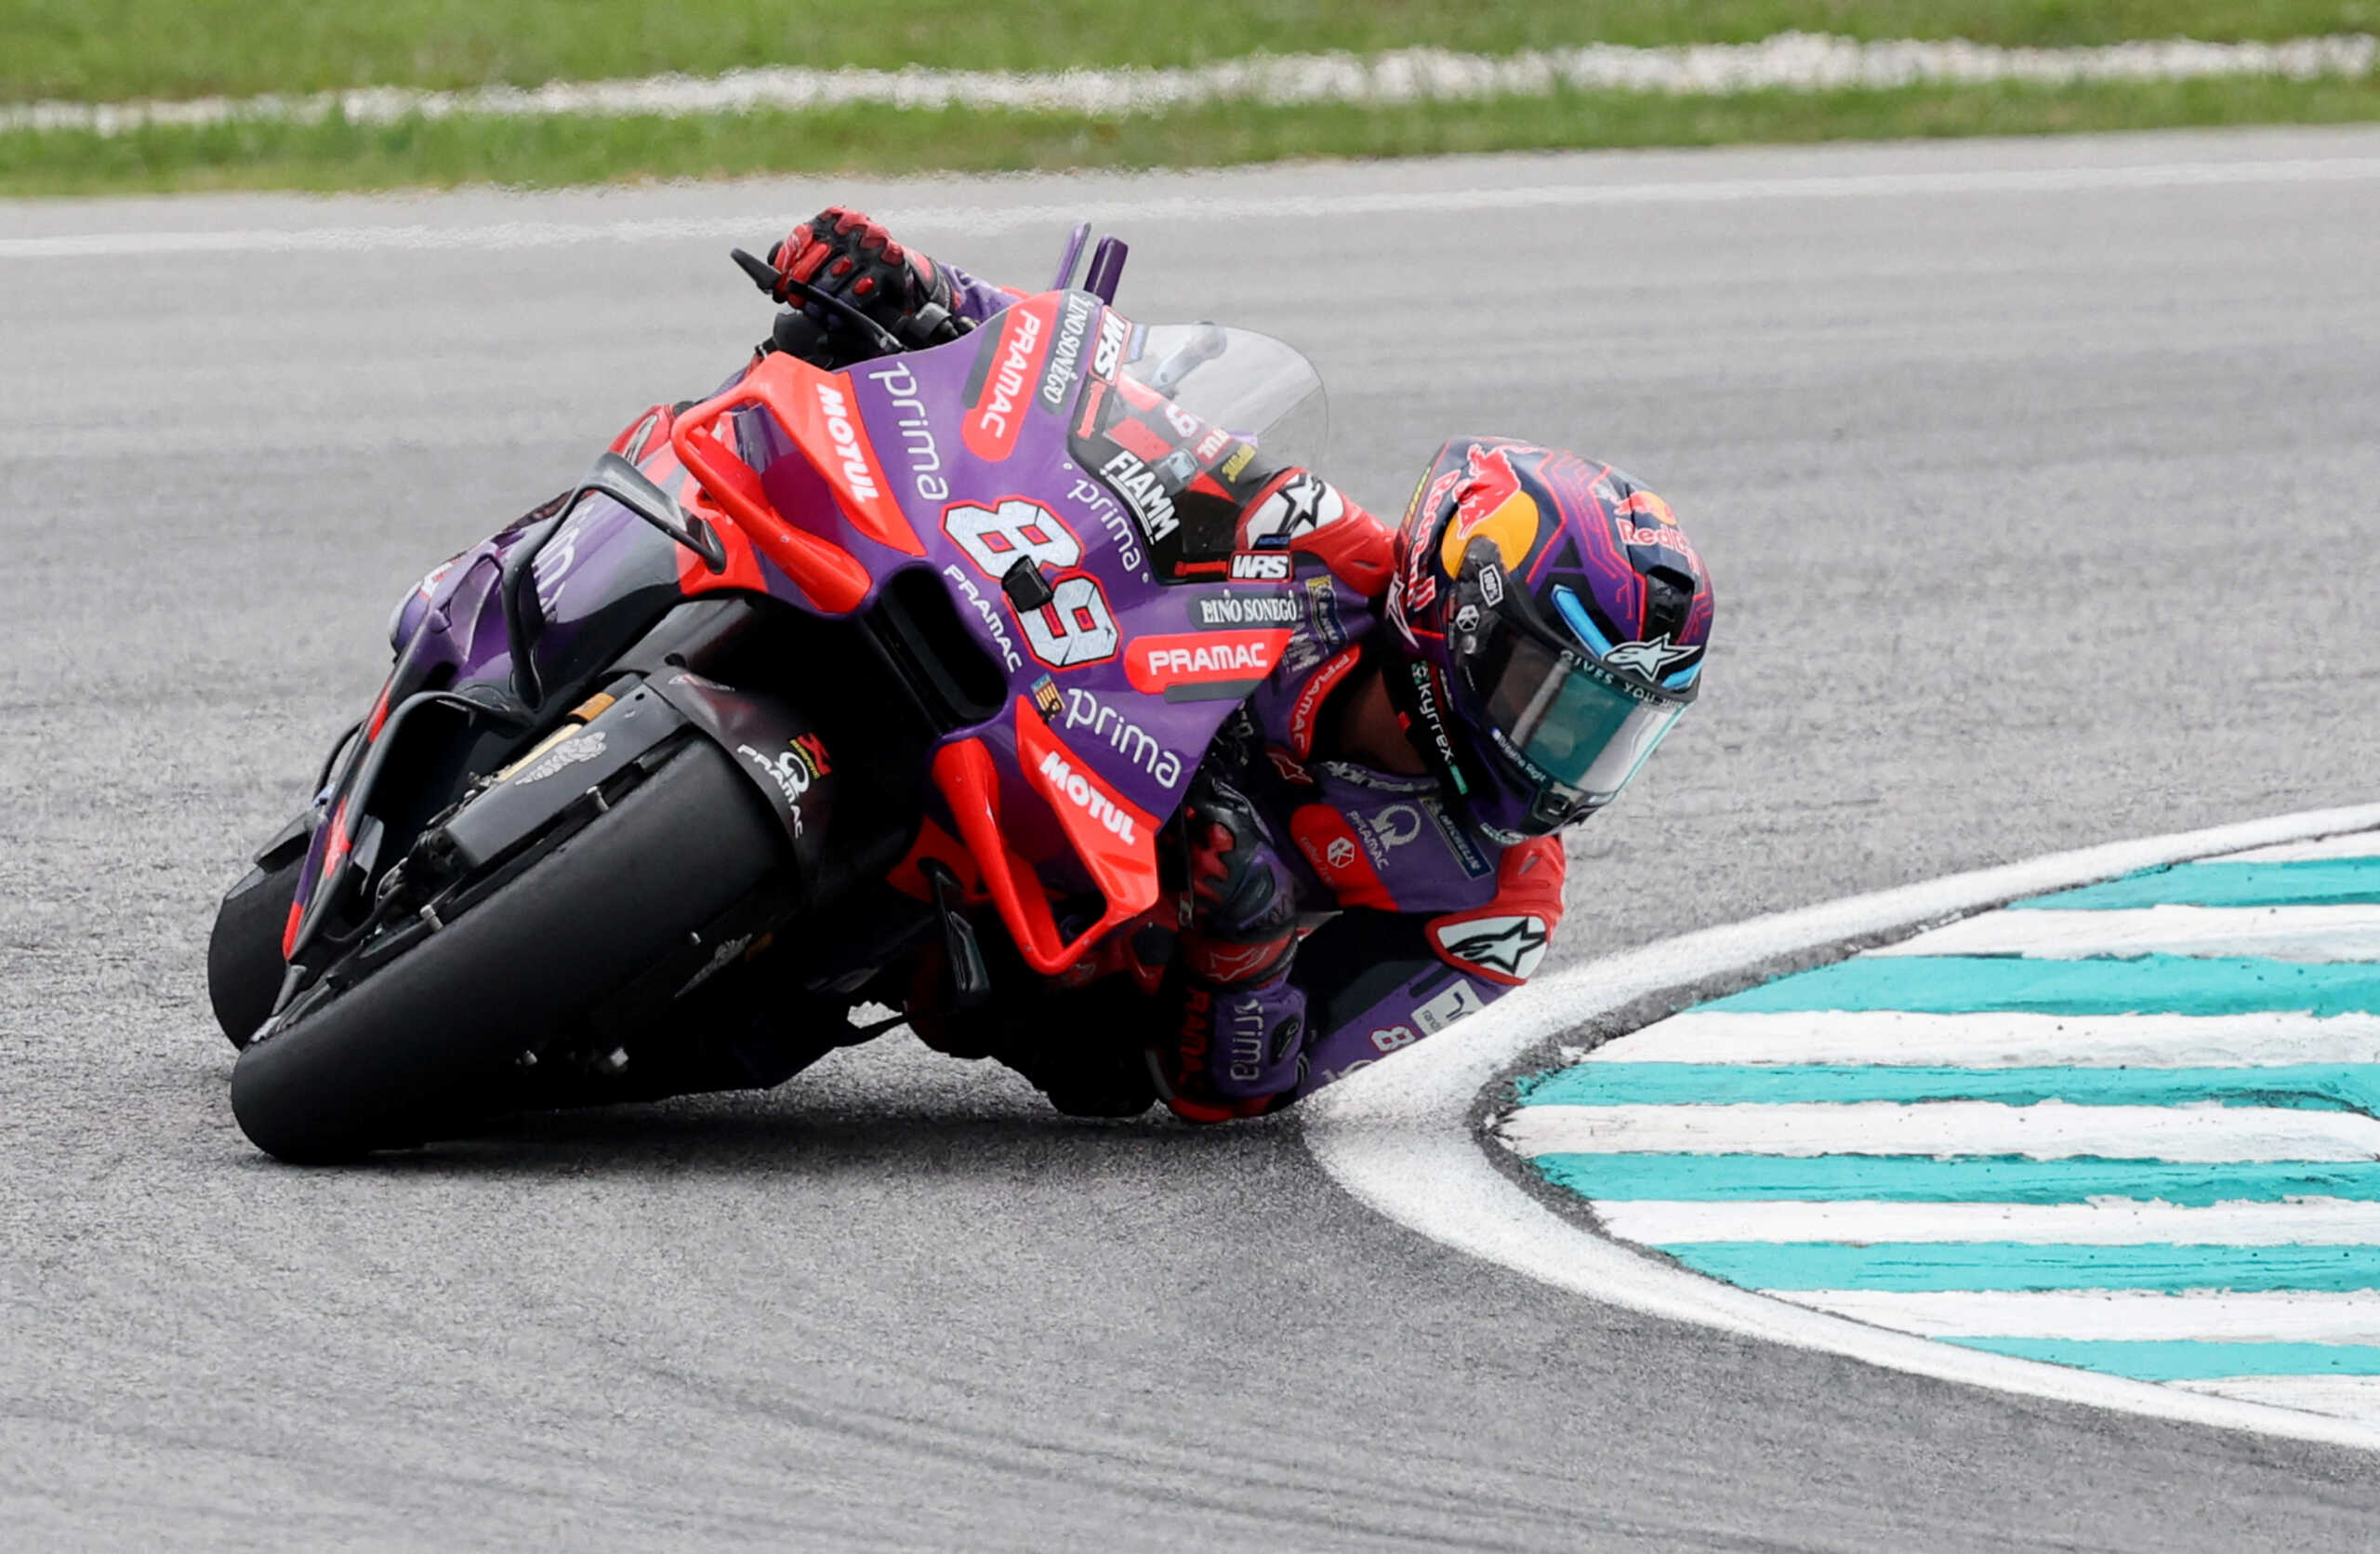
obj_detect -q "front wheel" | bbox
[207,850,302,1049]
[229,737,785,1162]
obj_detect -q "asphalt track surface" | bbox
[6,127,2380,1549]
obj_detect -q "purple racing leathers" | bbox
[910,253,1571,1122]
[1151,570,1568,1121]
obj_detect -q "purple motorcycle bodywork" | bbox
[284,291,1304,985]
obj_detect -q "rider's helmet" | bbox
[1387,438,1713,843]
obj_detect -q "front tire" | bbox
[208,852,302,1049]
[229,738,784,1162]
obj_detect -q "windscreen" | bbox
[1119,323,1329,471]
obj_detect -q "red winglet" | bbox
[930,705,1160,976]
[670,352,923,614]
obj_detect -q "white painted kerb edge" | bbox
[1302,803,2380,1452]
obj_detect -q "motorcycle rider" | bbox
[770,208,1715,1122]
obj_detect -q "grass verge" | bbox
[4,73,2378,199]
[9,1,2380,104]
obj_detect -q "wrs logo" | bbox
[964,302,1049,461]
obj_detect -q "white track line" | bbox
[1785,1290,2380,1343]
[1301,801,2380,1453]
[8,34,2373,136]
[1583,1008,2380,1068]
[2223,833,2380,863]
[1594,1199,2380,1247]
[1871,903,2380,961]
[2174,1375,2380,1422]
[10,156,2380,262]
[1501,1101,2380,1162]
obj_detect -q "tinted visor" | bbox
[1482,632,1686,806]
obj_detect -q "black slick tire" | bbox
[208,854,302,1049]
[229,738,782,1162]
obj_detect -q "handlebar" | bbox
[730,246,909,358]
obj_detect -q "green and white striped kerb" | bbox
[1503,831,2380,1423]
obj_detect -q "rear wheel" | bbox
[230,737,785,1162]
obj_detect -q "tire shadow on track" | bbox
[218,1091,1287,1180]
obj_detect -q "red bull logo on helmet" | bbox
[1438,444,1542,578]
[1610,485,1702,570]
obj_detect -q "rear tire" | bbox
[229,738,784,1162]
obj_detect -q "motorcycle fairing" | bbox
[1064,373,1270,583]
[666,291,1307,975]
[286,288,1316,984]
[648,670,838,857]
[281,438,732,965]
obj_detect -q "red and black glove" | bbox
[768,206,961,348]
[1152,780,1312,1123]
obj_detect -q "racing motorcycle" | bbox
[209,227,1335,1160]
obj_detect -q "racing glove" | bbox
[1154,778,1311,1122]
[769,206,963,349]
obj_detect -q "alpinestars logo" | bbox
[1433,914,1550,982]
[1243,471,1343,547]
[1602,634,1700,680]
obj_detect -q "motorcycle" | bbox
[208,225,1336,1160]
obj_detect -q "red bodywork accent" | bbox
[284,799,355,960]
[363,678,394,742]
[930,702,1160,976]
[1125,630,1291,694]
[885,817,985,903]
[677,479,768,597]
[608,403,674,462]
[962,299,1053,462]
[670,353,921,614]
[1049,899,1176,996]
[1289,804,1395,911]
